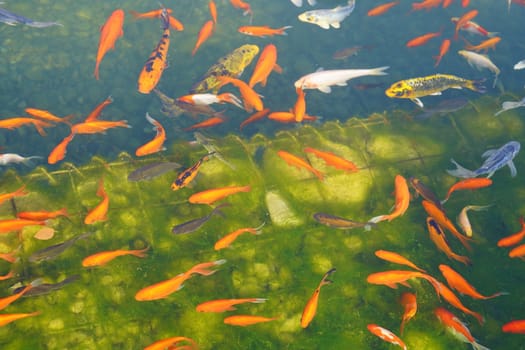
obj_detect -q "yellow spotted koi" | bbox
[385,74,486,108]
[137,9,170,94]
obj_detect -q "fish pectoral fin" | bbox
[508,161,518,177]
[318,86,332,93]
[318,22,331,30]
[336,82,348,86]
[430,92,442,96]
[411,98,424,108]
[386,283,399,289]
[331,22,341,29]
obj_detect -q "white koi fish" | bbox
[458,50,500,88]
[290,0,317,7]
[298,0,355,29]
[0,153,42,166]
[514,60,525,70]
[457,204,491,237]
[294,66,389,93]
[494,97,525,116]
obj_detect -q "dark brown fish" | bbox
[28,232,93,262]
[313,213,375,230]
[172,203,229,234]
[414,97,469,120]
[128,162,182,182]
[332,46,373,60]
[409,177,443,210]
[12,275,80,297]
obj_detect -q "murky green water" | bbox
[0,0,524,349]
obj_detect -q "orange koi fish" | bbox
[454,9,477,40]
[249,44,280,88]
[129,8,172,20]
[229,0,253,17]
[24,108,72,125]
[0,311,40,327]
[435,307,489,349]
[367,1,400,16]
[94,9,125,80]
[82,246,149,267]
[422,200,473,251]
[209,1,218,25]
[217,76,264,112]
[0,186,28,206]
[370,175,410,223]
[214,223,264,250]
[293,87,306,122]
[240,108,270,130]
[367,324,407,350]
[0,117,53,136]
[433,39,450,67]
[301,268,336,328]
[84,177,109,225]
[192,20,214,56]
[85,96,113,122]
[442,178,492,203]
[171,153,214,190]
[0,219,46,234]
[509,244,525,259]
[48,133,75,165]
[196,298,267,312]
[277,150,324,180]
[399,292,417,335]
[304,147,359,173]
[406,30,442,47]
[434,280,485,324]
[366,270,441,295]
[502,320,525,334]
[137,9,170,94]
[439,264,507,299]
[144,336,197,350]
[183,116,225,131]
[135,259,226,301]
[411,0,442,11]
[268,111,296,123]
[464,36,501,52]
[17,208,68,221]
[427,217,471,265]
[188,185,251,205]
[135,113,166,157]
[224,314,278,326]
[497,216,525,247]
[71,120,130,135]
[238,25,292,37]
[374,250,426,272]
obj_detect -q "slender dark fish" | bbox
[12,275,80,296]
[0,7,62,27]
[313,212,375,230]
[28,232,93,262]
[409,177,443,210]
[127,161,182,182]
[172,203,229,234]
[414,97,469,120]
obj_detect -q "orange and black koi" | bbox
[171,152,215,190]
[137,9,170,94]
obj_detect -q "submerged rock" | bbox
[265,190,303,227]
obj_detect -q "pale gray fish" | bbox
[0,153,42,166]
[193,132,236,170]
[313,212,375,230]
[28,231,93,262]
[128,161,182,182]
[414,97,469,120]
[172,203,229,235]
[12,275,80,296]
[494,97,525,116]
[0,7,62,27]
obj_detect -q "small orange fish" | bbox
[84,177,109,225]
[144,336,197,350]
[24,108,73,126]
[214,223,264,250]
[0,271,14,281]
[0,186,28,206]
[399,292,417,335]
[369,175,410,223]
[224,314,278,326]
[209,1,218,25]
[183,116,225,131]
[442,178,492,203]
[454,9,478,40]
[82,246,149,267]
[434,280,485,325]
[0,250,18,263]
[94,9,125,80]
[435,308,488,349]
[433,39,450,67]
[240,108,270,130]
[301,268,336,328]
[366,270,441,296]
[196,298,267,312]
[229,0,253,17]
[411,0,442,11]
[374,250,426,272]
[439,264,507,299]
[406,30,442,47]
[0,311,40,327]
[48,133,75,164]
[84,96,113,122]
[17,208,68,221]
[217,76,264,112]
[509,243,525,260]
[135,113,166,157]
[192,20,214,56]
[249,44,280,88]
[427,217,471,266]
[367,1,400,16]
[168,15,184,31]
[0,117,53,136]
[464,36,501,52]
[293,87,306,122]
[0,219,46,234]
[238,25,292,37]
[367,324,407,350]
[137,9,170,93]
[129,8,173,20]
[304,147,358,173]
[188,185,251,205]
[71,120,130,135]
[502,320,525,334]
[0,280,38,310]
[497,217,525,247]
[277,150,324,180]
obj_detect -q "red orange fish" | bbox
[94,9,125,80]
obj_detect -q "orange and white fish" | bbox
[434,281,485,325]
[192,20,214,56]
[304,147,358,172]
[144,336,197,350]
[238,25,292,37]
[497,216,525,247]
[188,185,251,205]
[177,93,243,109]
[367,324,407,350]
[224,314,278,326]
[135,113,166,157]
[0,186,28,206]
[84,96,113,122]
[399,292,417,335]
[0,311,40,327]
[94,9,125,80]
[439,264,507,299]
[82,247,149,267]
[71,120,131,135]
[48,133,75,164]
[196,298,267,312]
[427,217,471,266]
[434,307,489,349]
[84,177,109,225]
[24,108,72,126]
[17,208,68,221]
[137,9,170,93]
[454,9,478,40]
[301,268,336,328]
[441,178,492,203]
[502,319,525,334]
[451,17,496,37]
[217,76,264,112]
[369,175,410,223]
[277,150,324,180]
[183,117,225,131]
[374,250,426,272]
[214,223,264,250]
[248,44,280,88]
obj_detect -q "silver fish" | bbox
[12,275,80,297]
[447,141,521,178]
[28,231,93,262]
[414,97,469,120]
[0,153,42,166]
[128,161,182,182]
[172,203,229,235]
[313,212,375,230]
[494,97,525,117]
[298,0,355,30]
[0,7,62,27]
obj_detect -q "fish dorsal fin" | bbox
[481,149,496,158]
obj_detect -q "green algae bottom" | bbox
[0,100,525,349]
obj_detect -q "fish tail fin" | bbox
[363,222,377,231]
[128,10,142,19]
[472,311,485,325]
[447,158,477,178]
[466,78,487,94]
[252,298,267,304]
[131,246,150,258]
[369,66,390,76]
[484,291,509,299]
[94,63,100,80]
[368,215,386,224]
[279,26,293,35]
[217,93,244,109]
[453,252,472,265]
[160,8,170,30]
[487,31,499,38]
